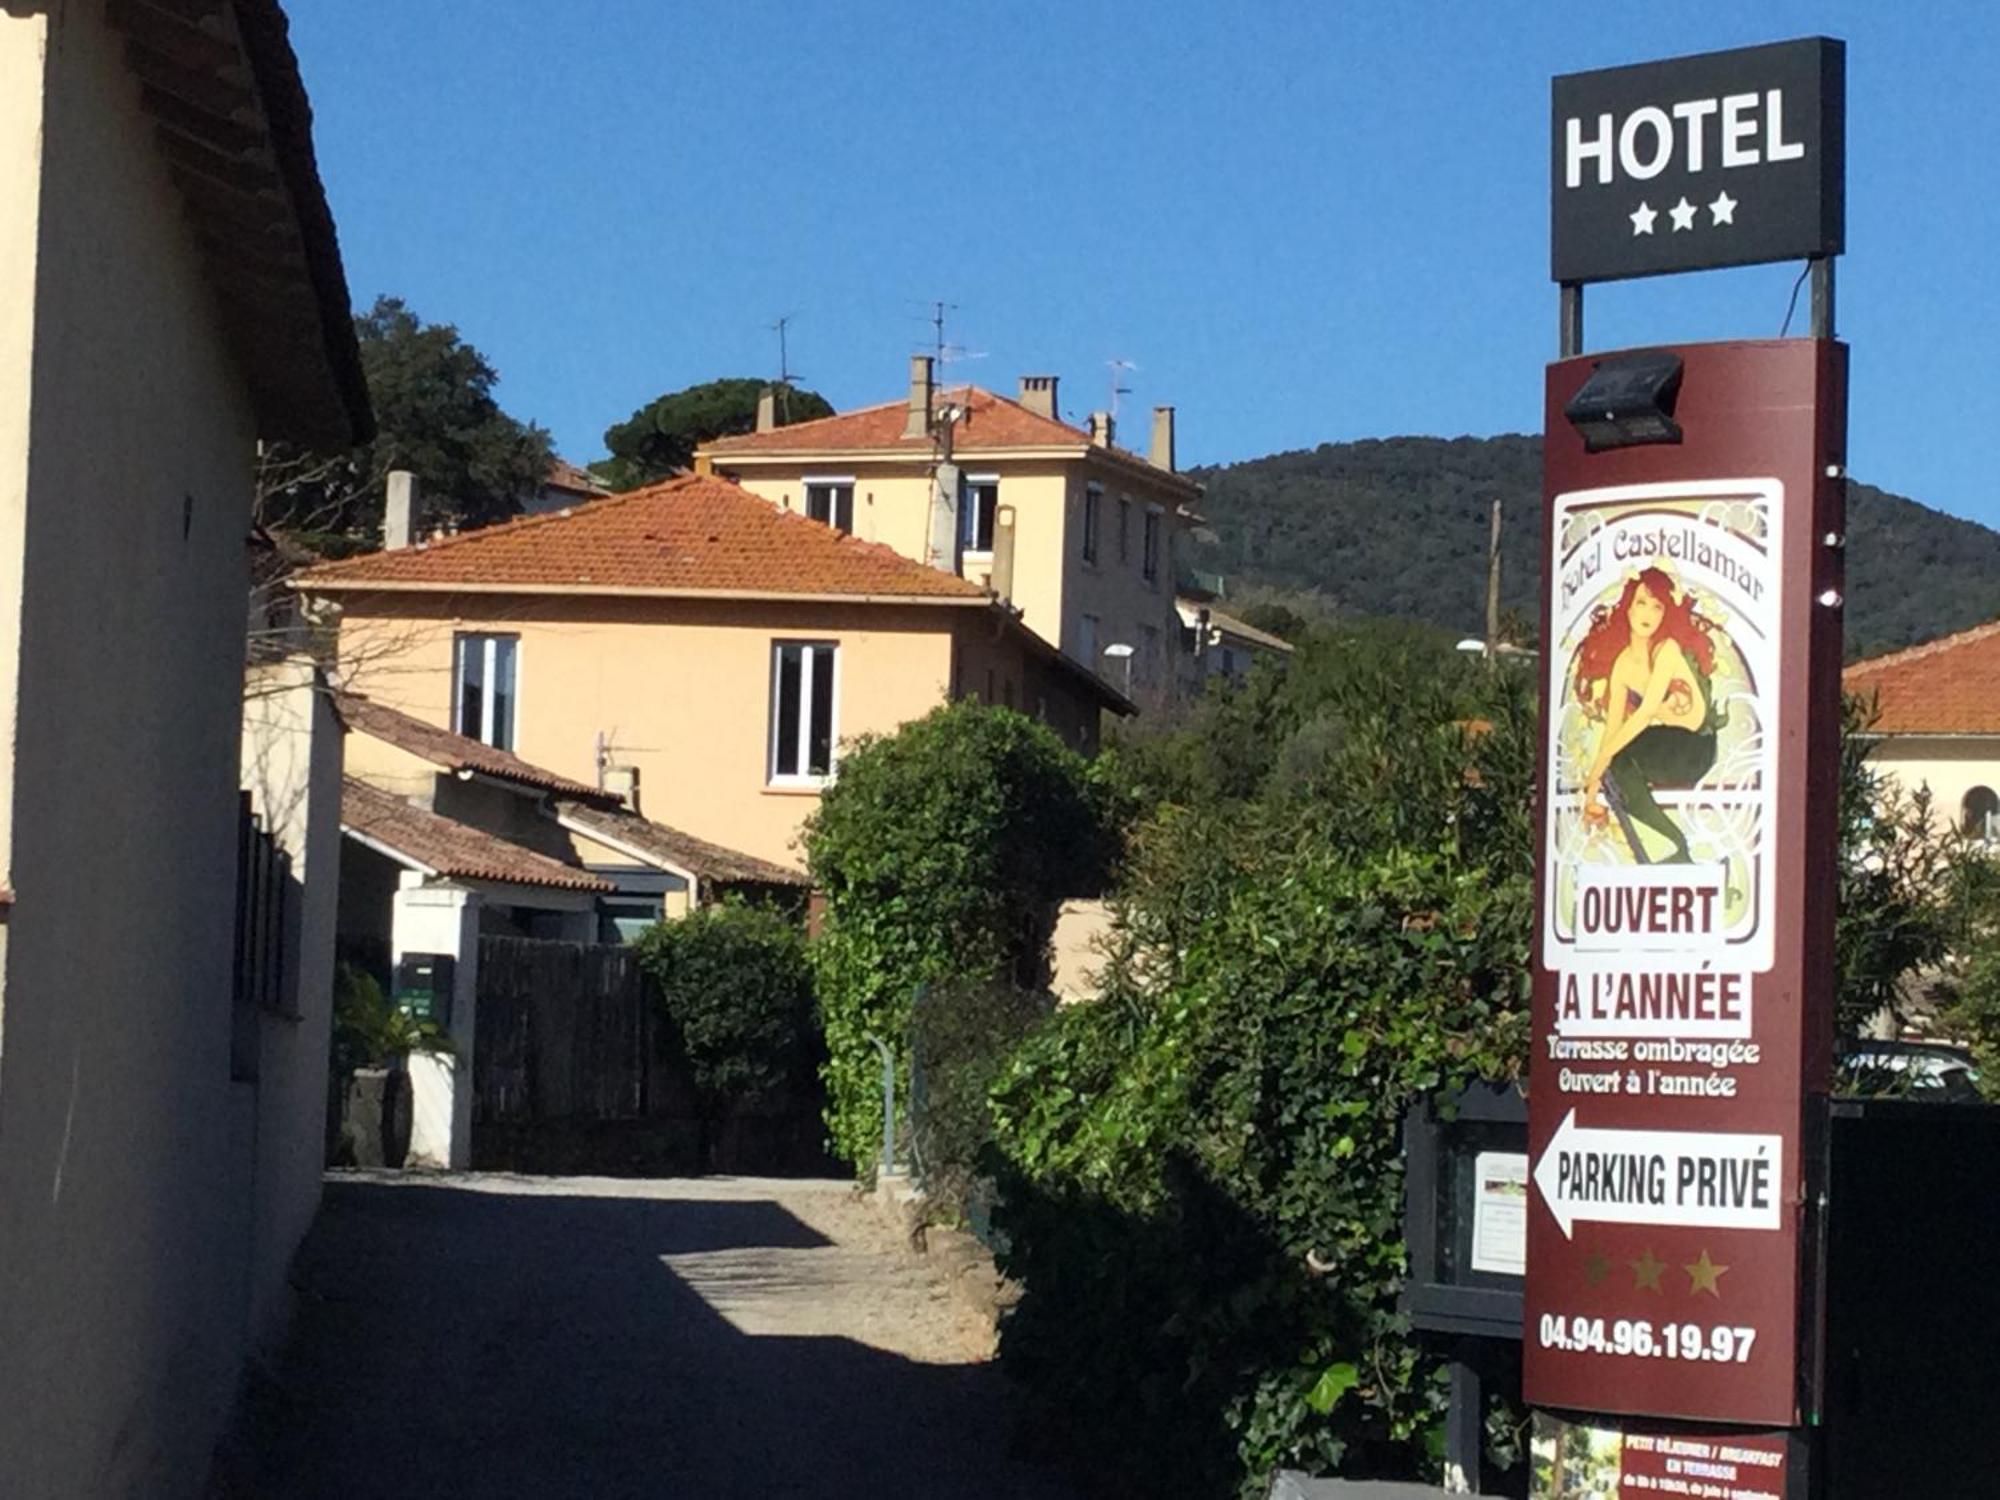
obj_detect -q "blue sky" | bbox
[289,3,2000,527]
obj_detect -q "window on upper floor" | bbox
[1118,497,1131,562]
[1964,785,2000,843]
[1077,613,1100,670]
[1142,507,1162,585]
[805,480,854,534]
[961,477,999,554]
[1141,625,1161,686]
[1082,485,1101,564]
[453,633,518,750]
[770,641,838,785]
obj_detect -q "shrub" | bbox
[633,902,818,1112]
[910,978,1053,1224]
[804,701,1117,1175]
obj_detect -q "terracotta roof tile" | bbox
[334,691,613,802]
[341,779,612,891]
[704,385,1090,455]
[1843,618,2000,735]
[294,473,989,599]
[553,800,809,887]
[544,457,605,496]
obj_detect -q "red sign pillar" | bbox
[1525,340,1845,1478]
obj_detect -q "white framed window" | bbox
[453,633,518,750]
[804,477,855,534]
[769,641,838,784]
[1076,613,1099,669]
[1142,506,1162,585]
[1081,485,1101,564]
[961,475,999,554]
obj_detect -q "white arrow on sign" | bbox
[1533,1108,1784,1240]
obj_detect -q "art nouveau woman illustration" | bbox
[1572,565,1721,864]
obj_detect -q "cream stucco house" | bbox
[697,358,1203,714]
[1844,619,2000,844]
[299,472,1131,875]
[0,2,371,1493]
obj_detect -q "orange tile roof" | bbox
[544,457,606,496]
[341,778,613,892]
[553,799,809,887]
[294,473,989,600]
[1843,618,2000,735]
[704,385,1088,456]
[334,691,614,803]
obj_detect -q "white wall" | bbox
[1866,736,2000,839]
[392,882,480,1169]
[241,660,344,1352]
[0,9,271,1494]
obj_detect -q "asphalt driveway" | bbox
[219,1172,1073,1499]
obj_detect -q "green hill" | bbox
[1188,434,2000,659]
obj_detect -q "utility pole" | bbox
[1485,498,1504,659]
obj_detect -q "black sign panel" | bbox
[1552,38,1843,284]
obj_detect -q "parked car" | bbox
[1835,1039,1983,1101]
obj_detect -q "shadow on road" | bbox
[219,1175,1073,1499]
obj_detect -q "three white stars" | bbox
[1627,192,1742,236]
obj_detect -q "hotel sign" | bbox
[1552,38,1844,283]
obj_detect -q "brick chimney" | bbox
[1018,374,1060,420]
[384,469,418,549]
[1150,406,1176,472]
[904,354,934,439]
[755,386,777,433]
[1087,411,1114,448]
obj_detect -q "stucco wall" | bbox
[1864,736,2000,837]
[0,9,267,1494]
[339,594,964,871]
[724,452,1189,712]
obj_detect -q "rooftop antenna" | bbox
[913,299,986,384]
[1108,358,1137,424]
[770,313,800,421]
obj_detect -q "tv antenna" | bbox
[1108,358,1137,423]
[914,299,986,381]
[770,313,801,420]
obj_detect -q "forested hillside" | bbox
[1188,435,2000,658]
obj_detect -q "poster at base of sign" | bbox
[1544,481,1780,1045]
[1531,1414,1788,1499]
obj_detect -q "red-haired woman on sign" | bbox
[1573,565,1722,864]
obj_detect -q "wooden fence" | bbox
[470,935,832,1176]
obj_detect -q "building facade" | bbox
[698,359,1202,713]
[0,3,370,1493]
[1844,620,2000,844]
[301,473,1128,873]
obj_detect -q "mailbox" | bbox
[392,952,454,1028]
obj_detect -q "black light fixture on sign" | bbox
[1562,349,1685,452]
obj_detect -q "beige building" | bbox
[698,359,1203,712]
[0,3,371,1494]
[300,473,1130,873]
[1844,620,2000,843]
[1176,593,1295,689]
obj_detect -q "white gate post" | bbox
[391,881,481,1168]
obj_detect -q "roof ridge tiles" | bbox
[1844,615,2000,677]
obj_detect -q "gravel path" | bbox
[222,1171,1073,1499]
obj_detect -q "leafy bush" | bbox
[804,701,1118,1175]
[633,902,818,1113]
[910,979,1053,1223]
[329,962,452,1073]
[987,635,1536,1496]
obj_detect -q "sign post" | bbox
[1526,38,1846,1500]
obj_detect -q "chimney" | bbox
[601,764,641,814]
[990,504,1017,603]
[1150,406,1176,472]
[1087,411,1114,448]
[1018,374,1060,420]
[904,354,934,439]
[755,386,777,433]
[384,469,418,549]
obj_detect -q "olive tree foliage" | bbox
[801,701,1118,1175]
[593,378,834,492]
